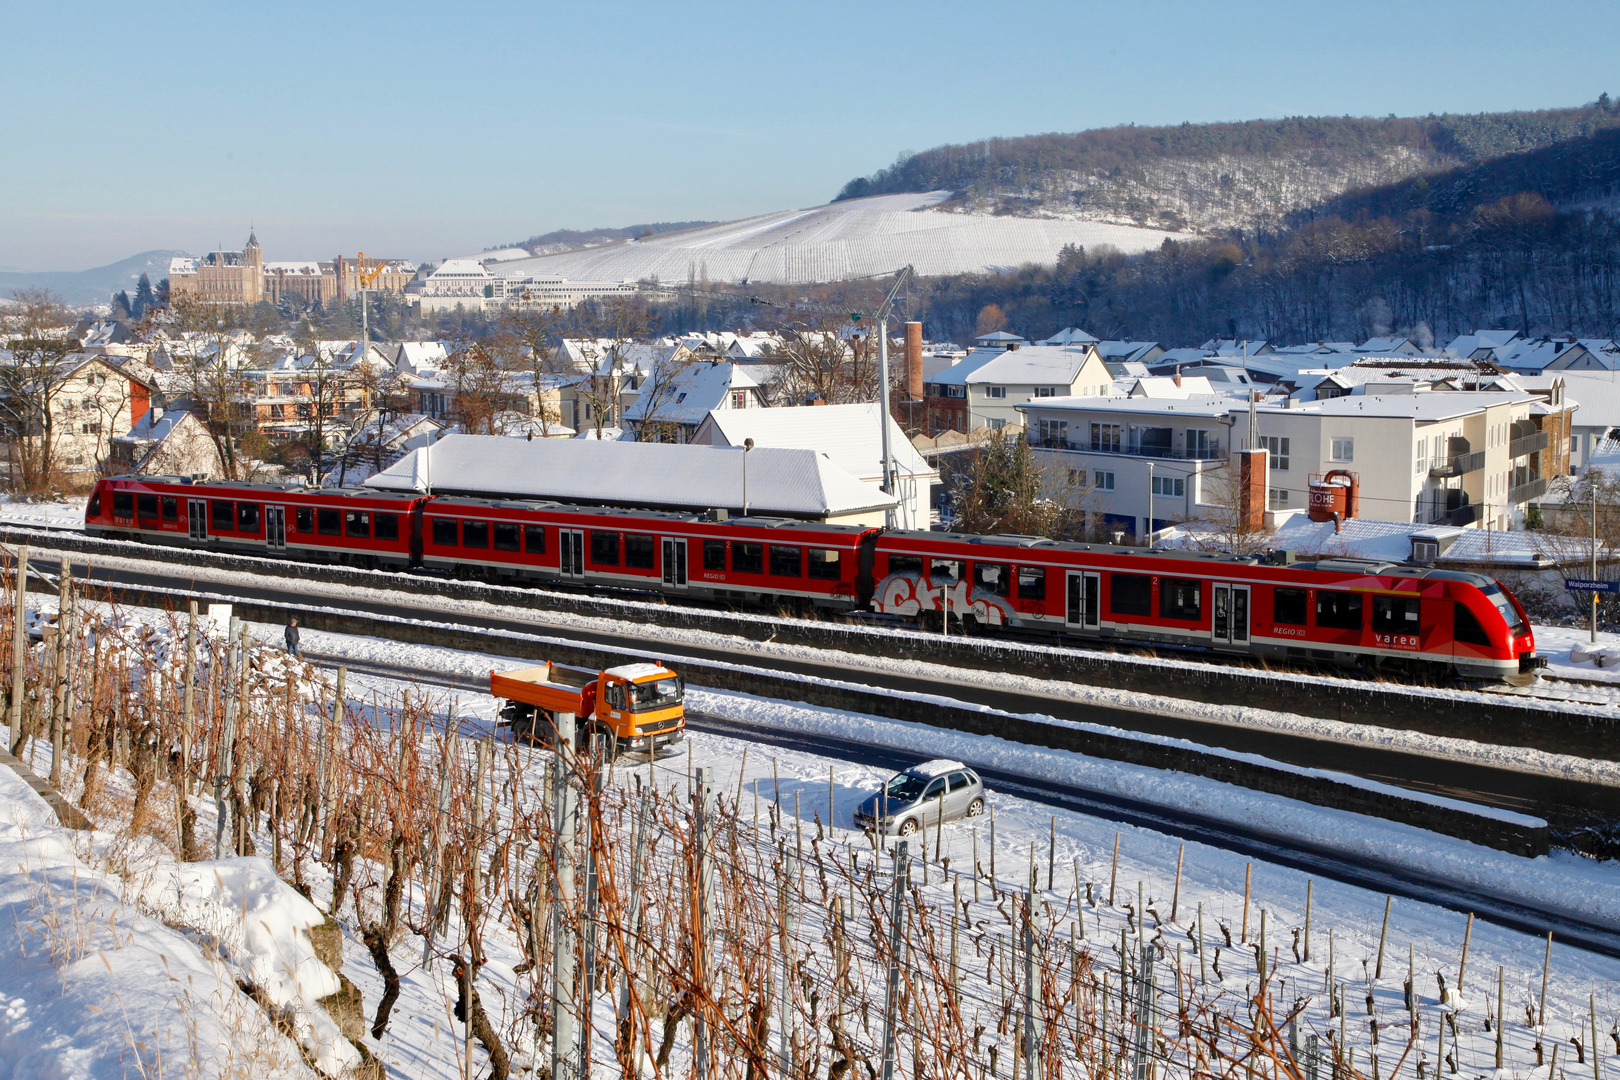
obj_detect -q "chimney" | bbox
[1173,368,1182,388]
[905,321,924,402]
[1238,447,1268,535]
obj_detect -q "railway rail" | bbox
[307,650,1620,960]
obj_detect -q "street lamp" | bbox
[1145,460,1155,546]
[742,437,754,516]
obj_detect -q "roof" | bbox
[1299,391,1535,421]
[1265,515,1554,567]
[623,361,755,426]
[1037,328,1099,347]
[974,331,1026,343]
[1095,341,1161,364]
[1555,371,1620,428]
[936,344,1097,387]
[904,759,967,778]
[1128,375,1216,398]
[695,402,937,482]
[363,433,896,517]
[1017,393,1238,419]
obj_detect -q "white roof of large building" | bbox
[932,345,1095,387]
[363,433,895,517]
[695,402,937,483]
[1553,371,1620,428]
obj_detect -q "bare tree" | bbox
[159,294,265,481]
[1187,460,1271,553]
[760,316,881,405]
[623,350,699,443]
[440,336,513,436]
[0,288,77,493]
[567,297,655,437]
[497,303,569,435]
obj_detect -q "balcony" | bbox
[1429,450,1486,478]
[1509,430,1549,459]
[1028,438,1226,460]
[1424,504,1478,527]
[1509,476,1548,504]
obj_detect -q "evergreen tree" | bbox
[112,291,132,320]
[133,273,156,318]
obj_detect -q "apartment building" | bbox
[924,344,1113,433]
[1016,388,1547,539]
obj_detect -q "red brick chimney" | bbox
[905,321,924,402]
[1238,447,1268,535]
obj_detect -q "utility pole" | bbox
[8,544,28,755]
[551,710,580,1080]
[693,765,716,1080]
[879,839,911,1080]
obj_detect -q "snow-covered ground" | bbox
[7,599,1620,1078]
[1532,623,1620,682]
[0,496,86,532]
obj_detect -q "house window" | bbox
[1034,387,1056,397]
[1415,442,1426,474]
[1038,419,1068,446]
[988,418,1006,431]
[1268,488,1289,510]
[1151,476,1184,497]
[1186,429,1211,458]
[986,387,1006,399]
[1330,437,1354,462]
[730,390,747,409]
[1091,423,1122,453]
[1067,469,1087,488]
[1093,471,1115,490]
[1260,436,1290,471]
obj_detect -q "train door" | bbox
[559,529,585,578]
[1212,583,1251,646]
[661,538,688,589]
[1066,571,1100,631]
[265,506,286,551]
[187,499,207,542]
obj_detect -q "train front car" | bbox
[1445,573,1544,683]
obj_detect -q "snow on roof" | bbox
[974,331,1026,343]
[1095,341,1161,363]
[623,361,751,425]
[936,344,1096,386]
[604,662,671,681]
[904,759,967,779]
[428,259,491,278]
[1017,393,1239,419]
[1265,515,1554,567]
[1038,327,1099,347]
[1555,371,1620,427]
[697,402,937,482]
[364,433,895,517]
[1128,375,1216,398]
[1301,391,1535,421]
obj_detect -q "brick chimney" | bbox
[905,321,924,402]
[1238,447,1268,535]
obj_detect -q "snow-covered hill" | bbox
[483,192,1188,284]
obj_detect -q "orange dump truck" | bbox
[490,660,686,752]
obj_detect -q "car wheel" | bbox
[898,817,920,837]
[965,797,985,817]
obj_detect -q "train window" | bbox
[590,530,620,566]
[161,496,178,523]
[88,492,102,516]
[493,522,521,552]
[769,545,802,577]
[703,539,726,571]
[887,554,923,577]
[136,493,159,520]
[375,513,399,541]
[431,517,457,546]
[974,562,1010,597]
[318,508,342,536]
[1454,601,1493,647]
[1159,577,1202,621]
[1110,573,1152,617]
[112,490,134,518]
[237,503,261,533]
[1481,583,1526,633]
[295,507,313,534]
[930,559,960,583]
[807,548,842,580]
[1371,594,1420,633]
[732,542,764,574]
[524,524,546,553]
[345,510,370,539]
[210,500,234,531]
[1315,591,1363,630]
[462,520,489,549]
[1016,566,1046,600]
[625,533,656,569]
[1273,587,1307,626]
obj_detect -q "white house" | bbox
[691,402,939,529]
[622,360,768,443]
[925,344,1115,430]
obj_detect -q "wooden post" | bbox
[1241,863,1252,943]
[1457,912,1474,997]
[1495,966,1505,1070]
[1304,880,1313,962]
[1047,815,1056,891]
[1108,832,1120,906]
[1375,896,1393,980]
[49,555,70,787]
[8,544,28,755]
[1171,843,1184,923]
[1540,932,1553,1027]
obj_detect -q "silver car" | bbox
[853,759,986,837]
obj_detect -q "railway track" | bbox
[307,650,1620,960]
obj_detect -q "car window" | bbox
[883,773,928,801]
[949,772,972,791]
[923,777,947,799]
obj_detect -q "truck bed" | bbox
[490,663,597,712]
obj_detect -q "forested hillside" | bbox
[501,220,718,257]
[837,103,1620,235]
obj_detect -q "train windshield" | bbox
[1481,583,1526,633]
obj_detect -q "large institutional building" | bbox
[169,231,414,307]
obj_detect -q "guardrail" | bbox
[1430,450,1486,478]
[1510,430,1550,459]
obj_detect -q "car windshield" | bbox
[883,772,929,802]
[1481,583,1525,633]
[628,677,683,710]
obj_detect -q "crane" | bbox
[353,252,393,351]
[641,268,916,527]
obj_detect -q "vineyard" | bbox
[1,546,1618,1079]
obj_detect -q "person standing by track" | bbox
[285,617,300,659]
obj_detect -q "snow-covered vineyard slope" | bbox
[485,192,1191,284]
[6,595,1620,1079]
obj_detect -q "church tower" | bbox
[243,228,264,302]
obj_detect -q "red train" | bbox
[85,475,1544,682]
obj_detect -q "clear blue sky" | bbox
[4,0,1618,270]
